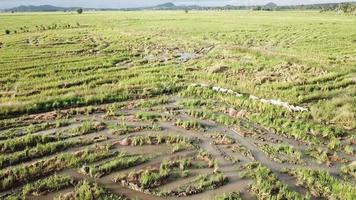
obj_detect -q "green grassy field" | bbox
[0,11,355,200]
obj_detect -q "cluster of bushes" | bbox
[289,168,356,199]
[321,3,356,14]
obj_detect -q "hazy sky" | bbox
[0,0,353,9]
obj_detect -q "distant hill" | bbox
[5,5,83,12]
[264,2,278,8]
[4,3,183,12]
[156,2,176,9]
[3,2,356,12]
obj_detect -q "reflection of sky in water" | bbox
[0,0,352,9]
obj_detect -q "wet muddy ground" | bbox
[0,95,353,200]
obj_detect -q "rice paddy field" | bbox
[0,10,355,200]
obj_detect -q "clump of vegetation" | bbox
[136,112,169,121]
[306,147,348,166]
[0,10,355,199]
[209,133,235,145]
[0,121,67,140]
[260,143,304,164]
[82,152,150,178]
[215,192,242,200]
[140,168,170,189]
[114,167,171,190]
[183,85,347,144]
[70,120,105,136]
[171,142,193,153]
[108,123,135,135]
[306,147,330,165]
[108,123,161,135]
[0,136,104,168]
[321,2,356,14]
[230,144,255,161]
[114,158,192,193]
[174,119,204,130]
[197,150,217,168]
[77,8,83,14]
[242,163,308,200]
[341,161,356,179]
[327,137,341,150]
[289,168,356,199]
[187,109,239,126]
[0,134,59,153]
[180,99,207,107]
[22,174,74,197]
[55,119,70,128]
[57,180,127,200]
[127,134,192,147]
[104,103,126,118]
[136,96,169,108]
[160,172,228,197]
[0,145,113,191]
[344,145,354,155]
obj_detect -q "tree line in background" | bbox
[253,2,356,14]
[320,2,356,14]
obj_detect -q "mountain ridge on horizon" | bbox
[2,1,355,12]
